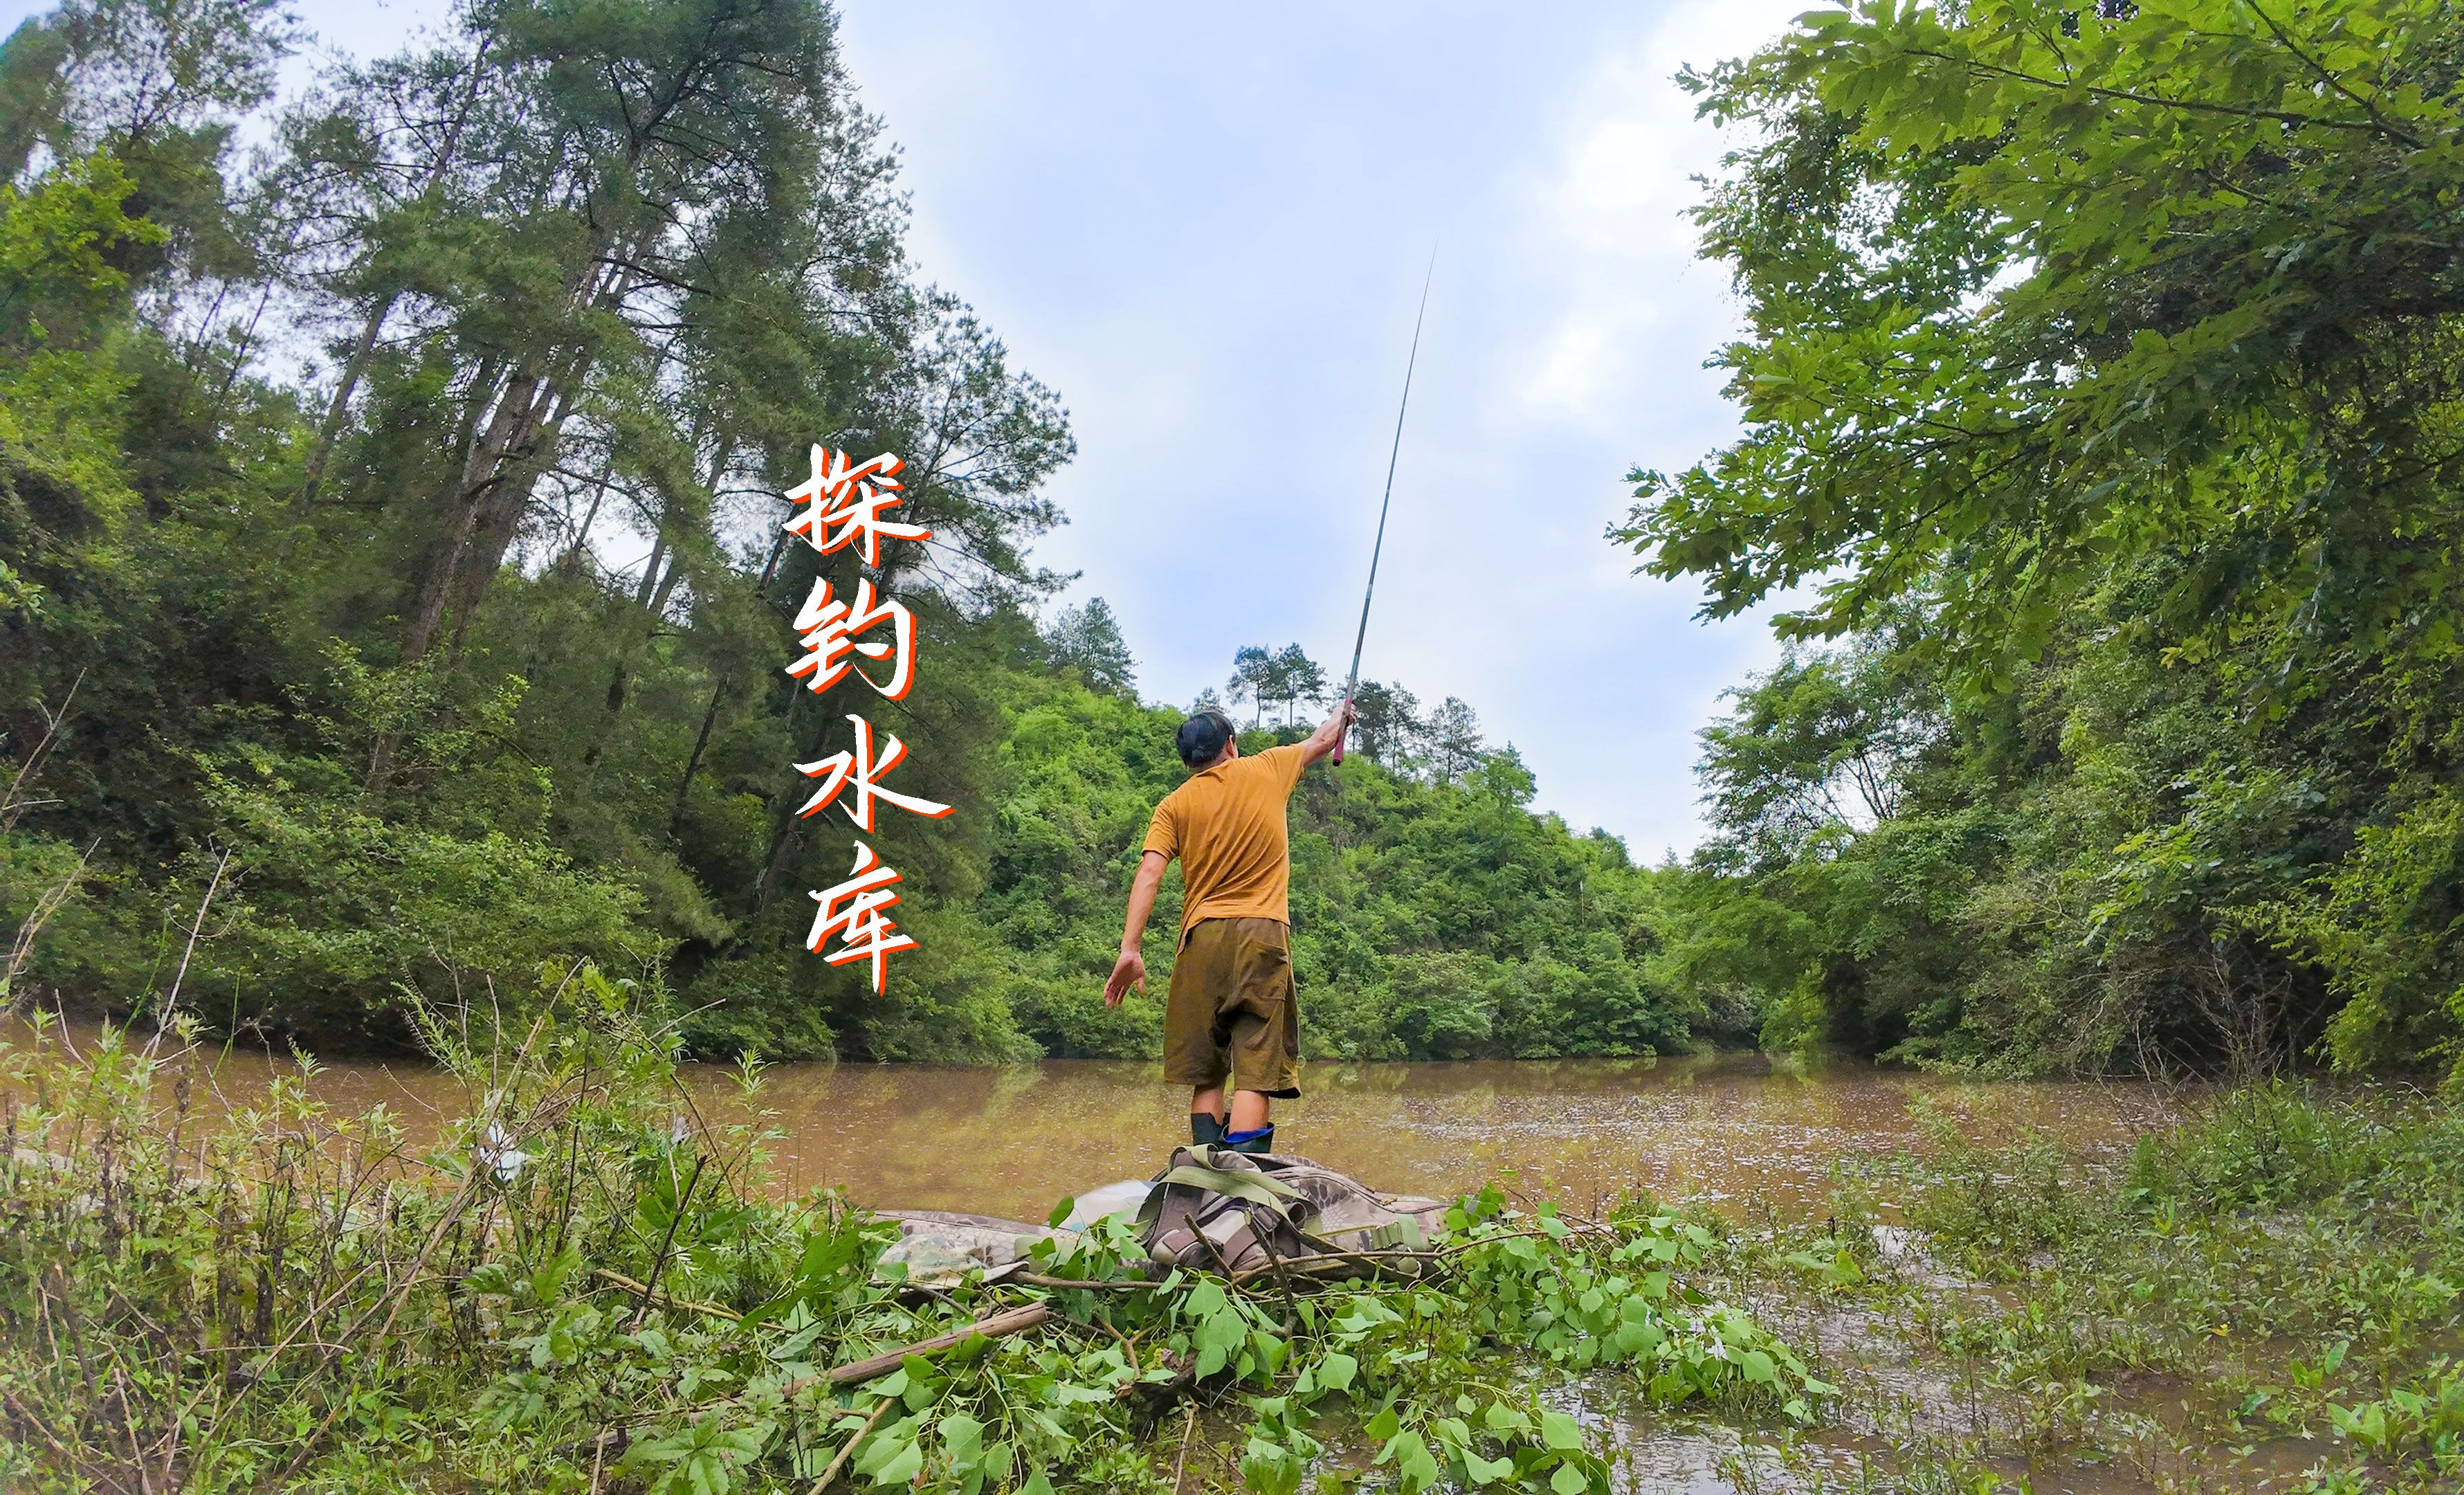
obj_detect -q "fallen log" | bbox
[823,1303,1054,1384]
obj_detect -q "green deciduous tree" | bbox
[1623,1,2464,1078]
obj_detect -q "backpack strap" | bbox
[1135,1152,1319,1270]
[1139,1163,1304,1221]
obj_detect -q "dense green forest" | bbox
[1620,0,2464,1083]
[6,0,2463,1084]
[0,0,1694,1064]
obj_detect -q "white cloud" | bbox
[1515,1,1805,431]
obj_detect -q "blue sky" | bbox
[6,0,1810,856]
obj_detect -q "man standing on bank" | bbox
[1104,697,1357,1154]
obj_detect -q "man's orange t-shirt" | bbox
[1141,743,1309,937]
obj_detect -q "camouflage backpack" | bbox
[1133,1146,1443,1276]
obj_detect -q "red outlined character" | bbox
[793,714,956,831]
[783,576,915,700]
[806,840,917,994]
[781,444,930,568]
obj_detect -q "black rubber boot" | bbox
[1190,1112,1227,1147]
[1223,1124,1274,1155]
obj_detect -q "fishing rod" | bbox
[1331,250,1434,767]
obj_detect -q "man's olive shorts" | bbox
[1163,916,1302,1098]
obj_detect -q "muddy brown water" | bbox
[33,1031,2180,1223]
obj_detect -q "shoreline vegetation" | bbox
[3,974,2459,1494]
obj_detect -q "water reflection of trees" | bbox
[76,1026,2172,1223]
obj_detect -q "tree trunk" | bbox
[435,247,653,660]
[303,37,494,507]
[670,525,786,831]
[670,670,731,832]
[588,435,727,772]
[583,547,683,772]
[632,532,670,609]
[300,296,393,505]
[558,469,610,572]
[398,360,548,667]
[401,213,641,669]
[366,354,505,790]
[751,685,820,916]
[443,377,574,658]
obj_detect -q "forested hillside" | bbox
[1621,0,2464,1082]
[0,0,1697,1063]
[978,678,1690,1067]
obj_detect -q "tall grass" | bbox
[0,968,877,1491]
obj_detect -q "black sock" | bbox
[1191,1112,1227,1146]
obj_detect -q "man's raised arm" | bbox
[1299,697,1360,767]
[1104,850,1170,1007]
